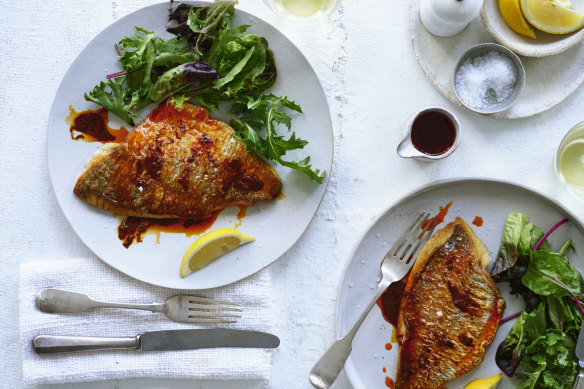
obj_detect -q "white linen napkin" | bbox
[19,257,275,386]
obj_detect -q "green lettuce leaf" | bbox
[517,329,578,389]
[186,0,236,56]
[494,213,583,389]
[84,0,322,182]
[496,304,547,376]
[84,77,140,125]
[230,94,324,183]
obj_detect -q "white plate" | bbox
[336,178,584,389]
[46,2,333,289]
[409,0,584,119]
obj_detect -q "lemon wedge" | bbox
[464,374,503,389]
[552,0,573,8]
[499,0,537,38]
[180,228,254,278]
[521,0,584,34]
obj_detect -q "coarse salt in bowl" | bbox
[453,43,525,115]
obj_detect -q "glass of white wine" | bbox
[264,0,339,24]
[556,121,584,198]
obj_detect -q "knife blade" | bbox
[574,324,584,388]
[33,329,280,354]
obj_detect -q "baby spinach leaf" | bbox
[522,251,584,298]
[492,212,529,277]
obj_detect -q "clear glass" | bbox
[556,121,584,199]
[263,0,339,24]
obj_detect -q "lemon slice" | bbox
[180,228,254,278]
[521,0,584,34]
[499,0,537,38]
[464,374,503,389]
[552,0,573,8]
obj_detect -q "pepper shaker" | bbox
[420,0,484,37]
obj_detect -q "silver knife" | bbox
[574,323,584,388]
[33,329,279,354]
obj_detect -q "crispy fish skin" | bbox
[395,217,505,389]
[74,101,282,219]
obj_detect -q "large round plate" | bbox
[336,178,584,389]
[46,2,333,289]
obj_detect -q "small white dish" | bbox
[453,43,525,114]
[481,0,584,57]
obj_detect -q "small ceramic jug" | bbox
[397,107,460,161]
[420,0,484,37]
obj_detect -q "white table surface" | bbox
[2,0,584,388]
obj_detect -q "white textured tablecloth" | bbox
[3,0,584,388]
[19,257,275,387]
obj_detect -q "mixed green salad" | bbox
[492,212,582,389]
[84,0,324,183]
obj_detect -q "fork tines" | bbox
[390,211,437,264]
[187,296,242,324]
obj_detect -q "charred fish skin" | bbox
[74,101,282,219]
[395,218,505,389]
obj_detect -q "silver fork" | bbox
[309,212,436,389]
[35,288,242,324]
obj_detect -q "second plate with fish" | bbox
[46,3,333,289]
[336,178,584,388]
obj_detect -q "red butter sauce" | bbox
[233,206,248,228]
[66,106,129,143]
[118,211,220,248]
[377,277,407,328]
[422,201,453,230]
[473,216,483,227]
[148,99,208,124]
[376,273,410,388]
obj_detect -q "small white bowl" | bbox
[481,0,584,57]
[453,43,526,114]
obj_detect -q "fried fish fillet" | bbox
[74,101,282,219]
[395,217,505,389]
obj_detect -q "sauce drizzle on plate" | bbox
[473,216,484,227]
[66,106,129,143]
[118,212,220,248]
[378,277,407,328]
